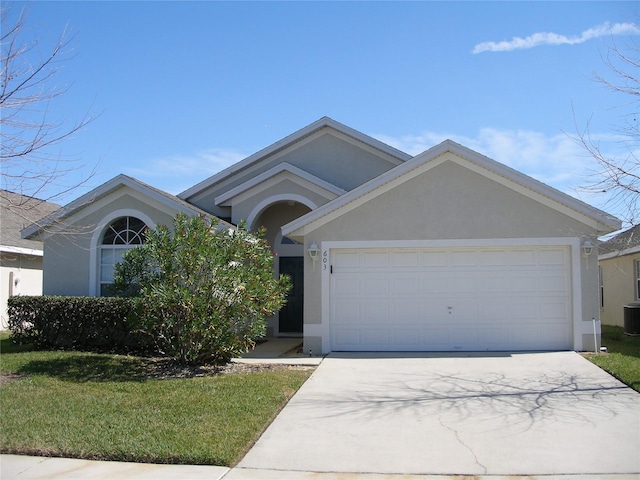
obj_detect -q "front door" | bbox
[279,256,303,333]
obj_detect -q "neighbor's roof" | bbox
[599,224,640,258]
[1,191,60,255]
[21,175,235,241]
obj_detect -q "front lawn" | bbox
[588,325,640,393]
[0,333,313,466]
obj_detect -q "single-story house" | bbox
[598,225,640,327]
[23,117,621,353]
[1,191,60,329]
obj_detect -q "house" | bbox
[23,117,621,353]
[1,191,60,329]
[598,225,640,327]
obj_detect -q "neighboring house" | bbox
[1,191,60,329]
[598,225,640,327]
[23,117,621,353]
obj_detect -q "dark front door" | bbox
[279,256,303,333]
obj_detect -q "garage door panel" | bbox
[393,329,422,347]
[362,251,388,268]
[539,248,568,265]
[333,274,361,295]
[391,274,420,294]
[452,250,478,267]
[330,245,573,352]
[332,251,361,270]
[448,276,478,294]
[364,302,390,323]
[452,328,481,347]
[363,328,391,346]
[511,249,538,266]
[333,328,360,348]
[423,328,451,348]
[390,251,420,267]
[539,274,570,292]
[482,327,510,348]
[421,276,449,294]
[363,275,389,295]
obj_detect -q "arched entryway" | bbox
[251,200,311,336]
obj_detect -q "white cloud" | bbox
[126,148,247,195]
[472,22,639,54]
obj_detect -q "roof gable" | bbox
[283,140,621,238]
[179,117,411,202]
[22,175,233,240]
[215,163,346,206]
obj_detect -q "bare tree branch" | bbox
[0,6,97,215]
[575,37,640,227]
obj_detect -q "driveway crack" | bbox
[438,414,487,475]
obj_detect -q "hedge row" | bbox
[6,296,152,353]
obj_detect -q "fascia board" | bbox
[178,117,410,201]
[599,244,640,260]
[0,245,43,256]
[283,140,622,237]
[215,163,346,206]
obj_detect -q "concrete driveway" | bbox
[237,352,640,476]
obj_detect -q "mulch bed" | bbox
[0,361,314,385]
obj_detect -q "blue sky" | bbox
[3,1,639,223]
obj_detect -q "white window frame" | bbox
[89,209,155,296]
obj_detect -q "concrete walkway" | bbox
[2,348,639,479]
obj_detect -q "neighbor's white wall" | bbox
[1,254,44,329]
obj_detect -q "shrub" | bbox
[112,213,291,365]
[7,296,149,352]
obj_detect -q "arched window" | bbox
[99,216,147,296]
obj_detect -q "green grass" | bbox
[0,332,313,466]
[589,325,640,393]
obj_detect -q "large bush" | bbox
[6,296,148,351]
[112,213,290,365]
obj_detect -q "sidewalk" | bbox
[2,456,636,480]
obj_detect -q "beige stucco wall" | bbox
[42,189,179,296]
[299,159,603,354]
[600,253,640,327]
[0,254,44,329]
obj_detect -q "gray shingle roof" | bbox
[1,191,60,251]
[599,224,640,256]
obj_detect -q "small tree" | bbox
[112,213,291,365]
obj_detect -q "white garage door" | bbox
[330,246,572,351]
